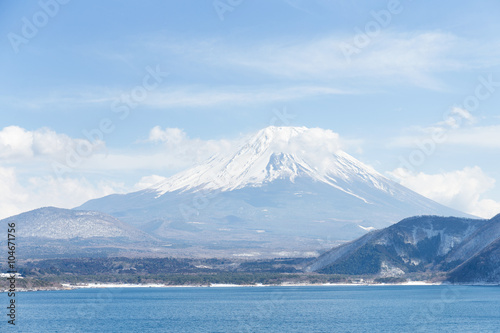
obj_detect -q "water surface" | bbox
[7,285,500,332]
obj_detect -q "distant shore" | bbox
[56,281,443,290]
[4,281,499,293]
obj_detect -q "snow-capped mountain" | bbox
[151,127,390,200]
[78,126,473,257]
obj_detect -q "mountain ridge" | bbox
[0,207,163,258]
[307,214,500,283]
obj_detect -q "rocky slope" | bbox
[307,214,500,283]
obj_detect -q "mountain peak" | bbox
[246,126,340,156]
[148,126,390,198]
[240,126,313,159]
[254,126,308,141]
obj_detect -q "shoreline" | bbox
[51,281,465,290]
[4,281,499,293]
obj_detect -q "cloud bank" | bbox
[390,166,500,219]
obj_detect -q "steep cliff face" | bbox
[308,215,500,281]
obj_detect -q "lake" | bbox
[7,285,500,332]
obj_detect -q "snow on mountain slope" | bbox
[307,215,491,274]
[152,127,396,202]
[1,207,154,241]
[0,207,165,258]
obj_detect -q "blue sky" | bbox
[1,0,500,219]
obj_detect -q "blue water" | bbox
[3,285,500,332]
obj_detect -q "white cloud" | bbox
[275,127,352,173]
[78,127,363,181]
[0,167,29,217]
[390,109,500,149]
[0,126,34,159]
[148,127,187,144]
[271,127,342,154]
[2,85,351,111]
[0,125,236,183]
[10,31,497,112]
[111,31,490,99]
[0,126,118,219]
[90,29,500,93]
[189,32,495,90]
[389,166,500,219]
[133,175,168,191]
[0,126,102,161]
[141,85,351,108]
[0,166,125,220]
[4,32,500,113]
[144,126,236,165]
[441,107,477,129]
[0,126,236,219]
[446,125,500,148]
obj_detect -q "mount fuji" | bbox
[78,126,472,257]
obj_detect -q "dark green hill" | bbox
[308,215,500,283]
